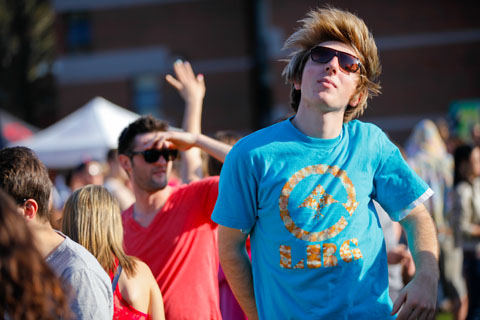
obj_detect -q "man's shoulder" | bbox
[226,121,286,160]
[52,238,113,319]
[345,119,383,135]
[48,236,108,280]
[174,176,219,198]
[344,120,388,149]
[456,181,473,195]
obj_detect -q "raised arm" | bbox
[166,131,231,163]
[165,60,205,183]
[218,225,258,320]
[392,203,439,320]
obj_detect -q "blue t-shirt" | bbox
[212,118,432,319]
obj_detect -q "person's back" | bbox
[62,184,165,320]
[46,235,115,319]
[0,146,113,319]
[112,259,164,319]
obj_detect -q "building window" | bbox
[64,12,91,53]
[132,74,161,117]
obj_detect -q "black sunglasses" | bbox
[129,148,178,163]
[310,46,362,74]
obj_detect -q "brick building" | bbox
[52,0,480,143]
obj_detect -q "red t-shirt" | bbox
[122,177,221,320]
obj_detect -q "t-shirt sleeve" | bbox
[373,131,433,221]
[65,268,113,320]
[181,176,220,224]
[211,143,258,232]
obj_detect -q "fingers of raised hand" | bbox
[173,60,194,83]
[165,74,183,90]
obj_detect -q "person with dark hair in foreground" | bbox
[0,146,113,319]
[0,188,72,320]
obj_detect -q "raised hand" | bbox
[165,60,205,105]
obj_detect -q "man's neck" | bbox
[29,219,65,259]
[292,104,345,139]
[132,185,172,227]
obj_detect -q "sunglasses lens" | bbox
[143,150,161,163]
[310,47,334,63]
[310,46,360,73]
[163,149,178,161]
[338,55,360,73]
[143,149,178,163]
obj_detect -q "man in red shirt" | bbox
[118,113,230,320]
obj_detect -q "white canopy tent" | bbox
[12,97,140,169]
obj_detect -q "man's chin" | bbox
[150,177,169,191]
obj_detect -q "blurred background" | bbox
[0,0,479,147]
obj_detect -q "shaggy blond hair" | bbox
[282,6,382,122]
[62,185,136,276]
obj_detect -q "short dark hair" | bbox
[0,147,52,222]
[454,144,475,186]
[106,148,118,162]
[118,115,169,155]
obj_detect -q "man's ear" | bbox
[22,199,39,221]
[349,90,364,107]
[118,154,132,173]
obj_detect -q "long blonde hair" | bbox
[62,185,136,276]
[282,6,382,122]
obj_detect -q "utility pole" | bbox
[246,0,273,130]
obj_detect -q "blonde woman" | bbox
[62,185,165,320]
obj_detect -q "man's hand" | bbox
[392,259,437,320]
[137,131,197,152]
[165,131,197,151]
[165,60,205,105]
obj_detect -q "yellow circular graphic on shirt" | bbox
[279,164,358,242]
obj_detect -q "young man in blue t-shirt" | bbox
[212,6,439,320]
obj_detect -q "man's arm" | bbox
[165,60,205,183]
[392,203,439,320]
[166,131,231,163]
[218,225,258,320]
[67,269,113,319]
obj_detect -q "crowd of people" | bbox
[0,5,479,320]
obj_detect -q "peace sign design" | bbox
[279,164,359,242]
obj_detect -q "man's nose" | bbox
[325,56,339,75]
[156,154,168,164]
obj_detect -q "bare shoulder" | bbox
[130,259,157,285]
